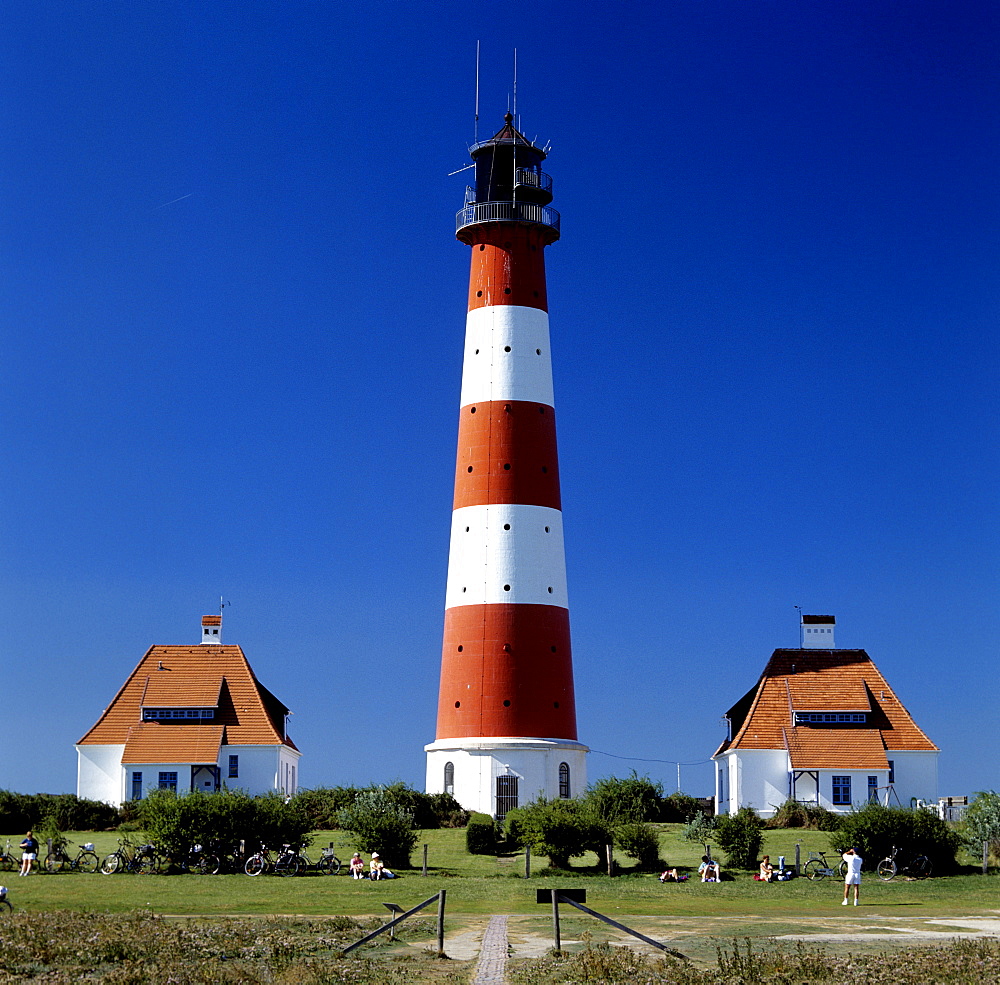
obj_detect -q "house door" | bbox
[191,765,220,793]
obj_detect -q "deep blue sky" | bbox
[2,1,996,802]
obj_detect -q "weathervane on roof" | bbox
[793,605,803,648]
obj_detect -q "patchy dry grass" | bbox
[508,935,1000,984]
[0,911,471,984]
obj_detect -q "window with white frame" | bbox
[832,775,851,805]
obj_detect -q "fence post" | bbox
[423,844,428,877]
[525,847,530,879]
[606,843,613,876]
[551,889,561,954]
[436,889,446,956]
[795,842,801,876]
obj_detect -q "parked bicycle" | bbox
[45,840,100,873]
[316,847,342,875]
[803,850,849,881]
[877,845,932,881]
[244,844,301,877]
[0,841,18,872]
[100,835,162,875]
[0,886,11,914]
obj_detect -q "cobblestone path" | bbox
[471,914,509,984]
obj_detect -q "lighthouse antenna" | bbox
[474,40,480,144]
[512,47,517,124]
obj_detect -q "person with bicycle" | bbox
[19,831,39,877]
[842,847,862,905]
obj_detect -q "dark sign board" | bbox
[536,888,587,904]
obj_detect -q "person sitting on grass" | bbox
[349,853,366,879]
[369,852,385,881]
[698,855,721,882]
[659,866,685,882]
[759,855,774,882]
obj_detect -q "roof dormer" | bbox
[801,614,835,649]
[200,614,222,644]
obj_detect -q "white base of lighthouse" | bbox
[425,737,588,819]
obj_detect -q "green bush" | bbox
[290,786,359,829]
[0,790,119,833]
[614,822,663,871]
[962,791,1000,863]
[765,799,841,831]
[714,806,763,869]
[585,773,663,826]
[503,798,601,869]
[682,812,717,844]
[660,791,702,823]
[466,813,497,855]
[337,788,417,869]
[292,783,469,831]
[831,802,960,872]
[138,789,310,859]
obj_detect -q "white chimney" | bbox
[801,613,835,648]
[200,614,222,644]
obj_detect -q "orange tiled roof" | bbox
[78,645,294,749]
[715,649,937,760]
[784,727,888,769]
[142,676,222,708]
[122,724,225,764]
[202,615,222,626]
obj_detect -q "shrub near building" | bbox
[831,802,960,873]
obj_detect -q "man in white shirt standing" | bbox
[842,848,863,905]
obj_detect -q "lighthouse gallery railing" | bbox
[456,201,561,235]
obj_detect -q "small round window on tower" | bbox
[503,700,511,707]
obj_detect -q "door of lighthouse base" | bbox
[496,775,519,822]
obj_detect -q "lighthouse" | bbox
[425,112,588,819]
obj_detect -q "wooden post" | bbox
[606,843,613,877]
[525,847,531,879]
[551,889,561,954]
[423,843,428,877]
[795,842,801,876]
[436,889,446,956]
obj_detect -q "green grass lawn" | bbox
[3,824,996,919]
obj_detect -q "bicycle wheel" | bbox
[137,851,160,875]
[245,855,266,876]
[44,853,65,873]
[0,899,11,914]
[77,851,100,874]
[877,859,896,881]
[838,860,849,878]
[803,859,826,881]
[274,855,299,877]
[0,854,15,873]
[101,853,123,875]
[912,856,932,879]
[321,854,341,875]
[198,854,221,875]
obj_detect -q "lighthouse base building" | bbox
[426,738,588,818]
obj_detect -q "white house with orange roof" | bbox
[713,615,938,817]
[76,615,300,806]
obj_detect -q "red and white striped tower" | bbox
[425,113,587,818]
